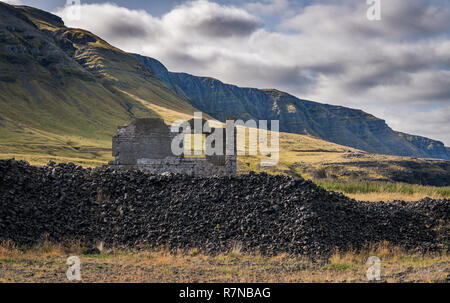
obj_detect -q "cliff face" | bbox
[396,132,450,160]
[134,54,450,160]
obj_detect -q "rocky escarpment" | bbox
[1,159,448,257]
[396,132,449,161]
[134,54,450,161]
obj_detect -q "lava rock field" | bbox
[0,159,448,256]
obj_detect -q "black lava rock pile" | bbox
[0,159,448,256]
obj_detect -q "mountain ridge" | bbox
[133,54,450,160]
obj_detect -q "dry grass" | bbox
[0,241,448,283]
[346,192,446,202]
[0,153,109,168]
[316,180,450,202]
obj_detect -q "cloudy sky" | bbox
[6,0,450,145]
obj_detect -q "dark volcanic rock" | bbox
[0,159,448,257]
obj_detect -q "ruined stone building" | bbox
[111,118,236,176]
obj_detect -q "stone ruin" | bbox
[111,118,236,176]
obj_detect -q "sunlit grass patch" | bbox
[316,180,450,201]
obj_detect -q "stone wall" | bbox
[111,118,236,176]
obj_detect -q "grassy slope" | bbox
[0,3,200,165]
[0,56,156,165]
[24,4,201,114]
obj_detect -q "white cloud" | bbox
[3,0,22,4]
[56,3,162,48]
[164,0,262,38]
[55,0,450,145]
[280,0,450,40]
[245,0,289,16]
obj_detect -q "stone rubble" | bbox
[0,159,448,257]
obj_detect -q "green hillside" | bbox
[0,2,199,165]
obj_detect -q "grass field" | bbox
[316,180,450,202]
[0,241,448,283]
